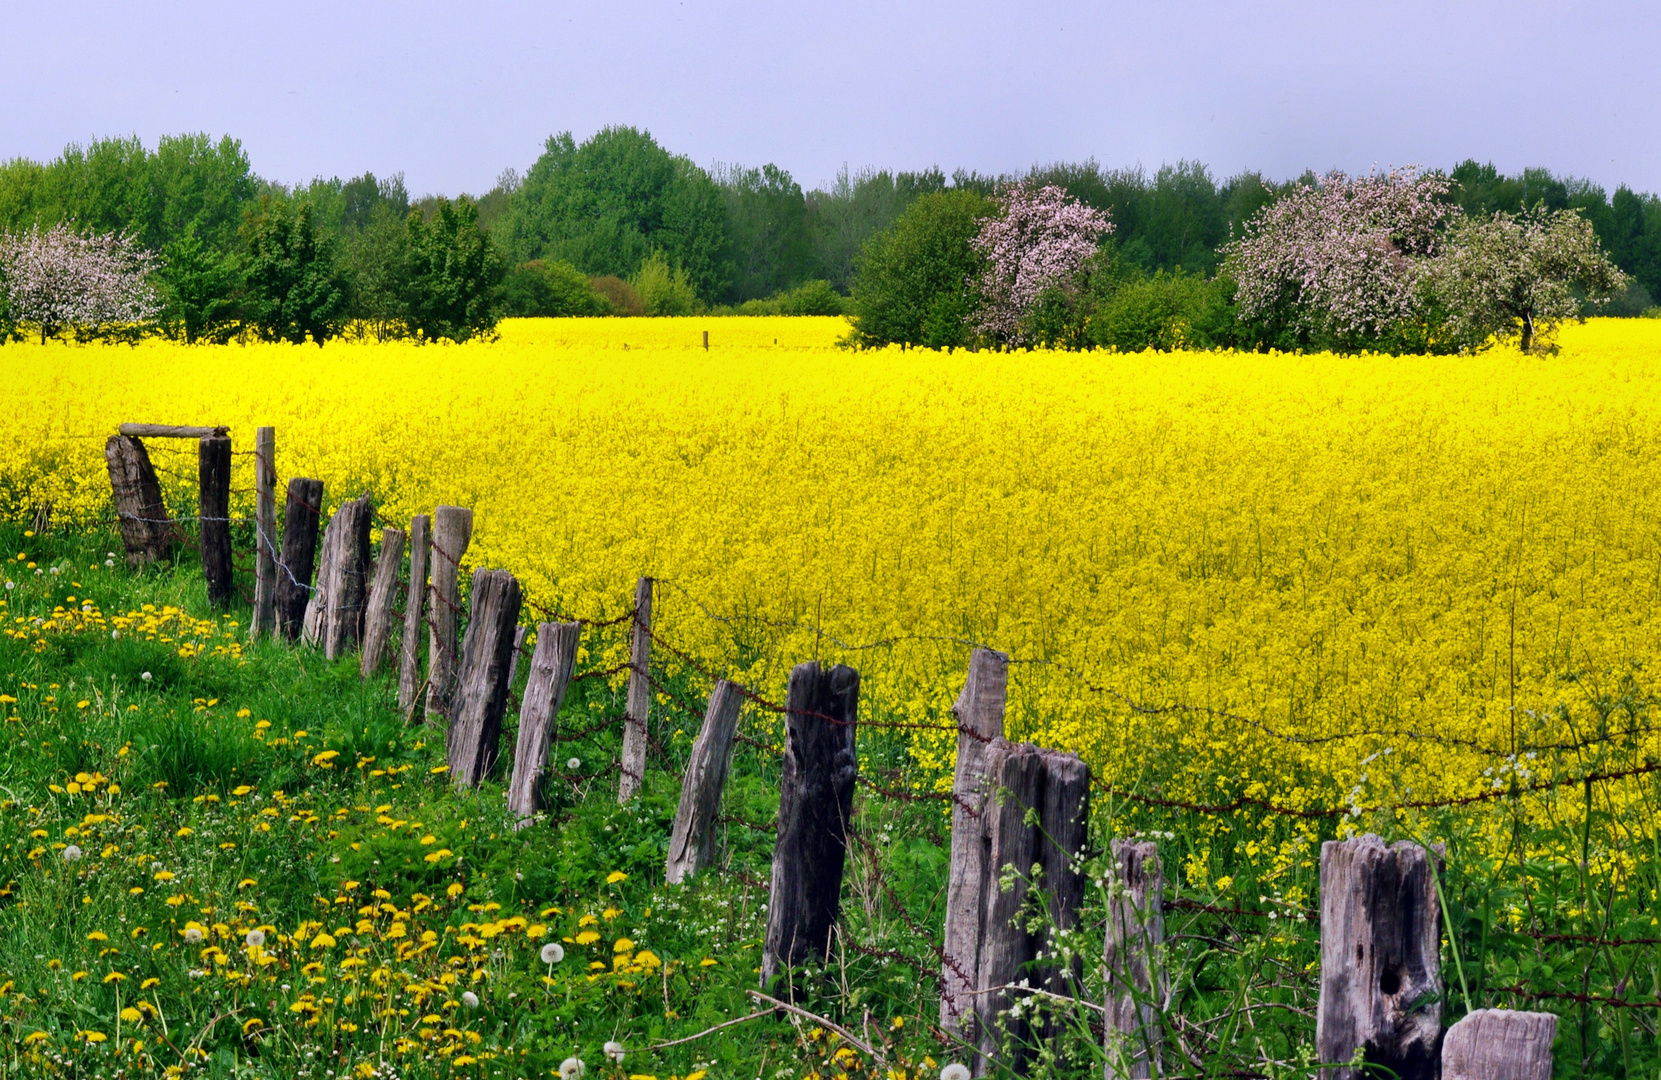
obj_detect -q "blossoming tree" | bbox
[0,223,159,342]
[970,183,1112,346]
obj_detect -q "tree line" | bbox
[0,127,1656,347]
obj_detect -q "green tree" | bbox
[510,127,729,302]
[241,198,348,346]
[500,259,606,317]
[805,167,946,293]
[717,163,815,302]
[631,250,700,315]
[156,224,243,343]
[847,190,992,348]
[342,203,414,339]
[405,196,504,342]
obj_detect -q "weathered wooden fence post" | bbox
[275,478,323,642]
[446,569,523,788]
[505,625,528,692]
[105,435,173,563]
[198,434,233,606]
[761,661,860,993]
[507,621,582,825]
[425,505,474,723]
[1105,840,1166,1080]
[398,514,431,713]
[1442,1009,1556,1080]
[941,648,1009,1034]
[619,576,654,803]
[1317,835,1443,1080]
[666,679,746,884]
[303,493,372,658]
[970,740,1091,1078]
[251,426,277,641]
[360,526,406,676]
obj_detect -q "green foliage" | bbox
[631,250,701,316]
[510,126,730,302]
[240,197,349,346]
[155,224,243,343]
[804,167,947,293]
[588,275,643,316]
[1086,269,1236,351]
[847,190,992,348]
[500,259,607,317]
[717,163,816,302]
[404,196,505,343]
[341,203,414,339]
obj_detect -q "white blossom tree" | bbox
[0,223,159,343]
[1424,208,1629,353]
[1222,167,1452,344]
[970,183,1112,345]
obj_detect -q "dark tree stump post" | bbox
[666,679,746,884]
[941,648,1009,1034]
[274,478,323,641]
[198,435,233,606]
[425,505,473,723]
[105,435,173,564]
[1105,840,1165,1080]
[762,661,860,992]
[1442,1009,1556,1080]
[619,575,653,803]
[360,526,406,676]
[1317,835,1443,1080]
[506,621,582,826]
[251,427,277,640]
[446,569,523,788]
[398,514,431,714]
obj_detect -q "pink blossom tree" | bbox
[1222,167,1452,343]
[970,183,1112,345]
[0,223,160,343]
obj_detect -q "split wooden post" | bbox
[425,506,474,723]
[104,435,173,563]
[941,648,1009,1033]
[618,576,654,803]
[360,526,406,676]
[250,427,277,641]
[274,478,323,641]
[197,435,233,606]
[398,514,431,713]
[1317,835,1443,1080]
[1104,840,1166,1080]
[303,493,373,659]
[1442,1009,1556,1080]
[666,679,746,884]
[446,569,523,788]
[970,740,1091,1078]
[761,662,860,992]
[506,621,582,825]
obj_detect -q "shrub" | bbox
[501,259,607,317]
[1088,270,1235,351]
[847,190,992,348]
[632,250,701,316]
[776,279,847,316]
[588,275,642,316]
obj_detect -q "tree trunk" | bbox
[425,505,473,722]
[446,569,523,788]
[104,435,173,564]
[360,527,406,676]
[398,514,431,714]
[1520,310,1535,354]
[250,427,277,641]
[1441,1009,1556,1080]
[198,435,233,606]
[1105,840,1165,1080]
[274,478,323,642]
[506,620,582,825]
[1317,834,1443,1080]
[666,679,746,884]
[762,662,860,993]
[619,576,654,803]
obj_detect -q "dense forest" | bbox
[0,128,1657,344]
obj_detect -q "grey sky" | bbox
[6,0,1659,197]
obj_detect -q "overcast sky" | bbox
[6,0,1658,197]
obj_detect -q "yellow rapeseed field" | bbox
[6,316,1661,858]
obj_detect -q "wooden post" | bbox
[275,478,323,641]
[251,427,277,641]
[446,569,523,787]
[941,648,1009,1033]
[1442,1009,1556,1080]
[198,435,233,606]
[398,514,431,713]
[1104,840,1165,1080]
[506,621,582,825]
[971,740,1091,1077]
[119,423,227,438]
[666,679,746,883]
[303,493,373,659]
[618,575,653,803]
[762,662,860,992]
[505,625,528,693]
[360,526,406,676]
[1317,835,1443,1080]
[702,330,709,349]
[425,505,474,723]
[105,435,173,563]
